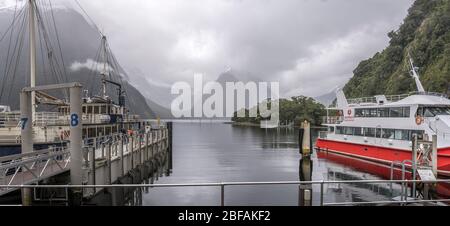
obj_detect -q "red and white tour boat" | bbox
[316,57,450,177]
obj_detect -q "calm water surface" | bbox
[141,122,399,206]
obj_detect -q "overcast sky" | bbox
[6,0,415,98]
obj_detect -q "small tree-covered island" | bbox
[231,96,326,127]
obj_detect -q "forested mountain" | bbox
[0,5,155,117]
[344,0,450,98]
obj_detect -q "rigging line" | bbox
[6,7,28,102]
[73,0,103,37]
[0,3,26,43]
[34,1,57,84]
[107,44,128,88]
[35,2,65,88]
[36,0,68,98]
[87,43,103,94]
[1,2,25,83]
[49,0,69,85]
[109,49,132,109]
[0,5,28,102]
[1,0,18,97]
[37,13,48,86]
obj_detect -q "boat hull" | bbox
[316,138,450,177]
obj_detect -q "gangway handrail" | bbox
[0,147,66,163]
[1,179,449,206]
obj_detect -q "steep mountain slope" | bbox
[0,5,155,117]
[344,0,450,98]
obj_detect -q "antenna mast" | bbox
[29,0,37,122]
[408,53,425,93]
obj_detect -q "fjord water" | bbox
[142,122,397,206]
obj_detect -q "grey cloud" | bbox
[75,0,413,98]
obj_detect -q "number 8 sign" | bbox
[70,113,79,127]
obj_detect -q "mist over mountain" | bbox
[313,90,336,107]
[343,0,450,97]
[0,5,155,117]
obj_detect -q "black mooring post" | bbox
[167,121,173,171]
[298,128,304,155]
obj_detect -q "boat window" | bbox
[344,127,353,135]
[353,127,363,136]
[378,108,389,117]
[394,129,410,140]
[88,128,95,137]
[411,130,424,139]
[101,105,107,114]
[382,129,395,139]
[364,128,376,137]
[336,126,423,141]
[423,107,450,117]
[403,107,410,117]
[355,109,363,117]
[389,108,402,117]
[328,126,335,133]
[355,107,410,118]
[336,126,344,134]
[376,128,382,138]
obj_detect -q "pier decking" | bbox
[0,127,170,200]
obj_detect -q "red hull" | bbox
[316,138,450,176]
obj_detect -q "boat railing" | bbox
[347,91,449,106]
[322,116,343,125]
[347,96,377,105]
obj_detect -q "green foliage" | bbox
[231,96,326,126]
[344,0,450,98]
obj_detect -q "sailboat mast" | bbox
[101,36,107,98]
[29,0,37,120]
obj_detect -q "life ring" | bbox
[347,109,352,116]
[415,116,423,125]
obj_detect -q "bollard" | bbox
[90,146,96,194]
[131,135,134,168]
[299,120,312,156]
[120,135,124,176]
[107,143,112,185]
[21,188,32,206]
[139,133,142,164]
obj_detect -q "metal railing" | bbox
[0,147,71,195]
[1,179,449,206]
[347,91,449,106]
[0,111,146,127]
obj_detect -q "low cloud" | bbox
[70,58,113,73]
[74,0,413,98]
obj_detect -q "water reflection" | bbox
[121,147,173,206]
[133,122,404,206]
[298,157,313,206]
